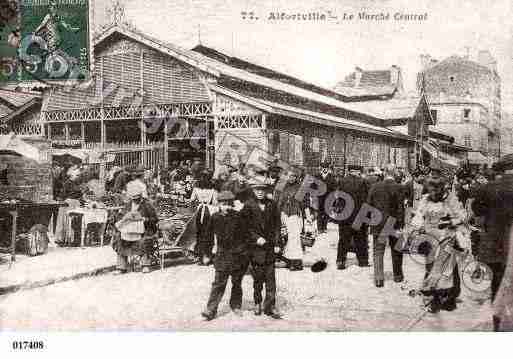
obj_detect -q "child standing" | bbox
[201,191,249,320]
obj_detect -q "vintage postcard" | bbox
[1,0,513,354]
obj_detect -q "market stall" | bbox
[0,134,64,265]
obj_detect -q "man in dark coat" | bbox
[240,181,283,319]
[201,191,249,321]
[471,162,513,331]
[112,167,132,194]
[367,165,406,287]
[335,164,370,269]
[315,161,336,233]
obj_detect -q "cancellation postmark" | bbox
[18,0,89,83]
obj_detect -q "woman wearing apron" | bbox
[189,173,217,265]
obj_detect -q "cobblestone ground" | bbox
[0,225,493,331]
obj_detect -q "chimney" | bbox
[390,65,400,85]
[354,67,363,87]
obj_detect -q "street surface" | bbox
[0,224,493,331]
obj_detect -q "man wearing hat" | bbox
[367,165,406,287]
[472,158,513,331]
[315,161,336,233]
[240,180,283,319]
[201,190,249,320]
[113,180,159,274]
[334,164,370,269]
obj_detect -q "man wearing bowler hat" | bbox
[201,190,249,320]
[335,164,370,269]
[316,161,336,233]
[240,179,283,319]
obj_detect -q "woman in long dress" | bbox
[275,169,308,271]
[408,175,469,313]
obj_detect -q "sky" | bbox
[92,0,513,116]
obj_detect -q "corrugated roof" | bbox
[343,97,421,120]
[0,103,12,118]
[334,68,399,98]
[212,85,412,141]
[0,89,41,107]
[192,45,350,101]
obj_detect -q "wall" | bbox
[431,103,490,154]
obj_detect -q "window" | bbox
[430,109,438,123]
[463,108,471,120]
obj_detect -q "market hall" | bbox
[38,23,432,175]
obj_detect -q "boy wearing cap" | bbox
[201,191,249,321]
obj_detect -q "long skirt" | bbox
[194,205,213,258]
[421,237,461,308]
[283,214,303,260]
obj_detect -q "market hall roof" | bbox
[0,88,42,122]
[211,85,412,140]
[44,25,427,132]
[333,66,404,99]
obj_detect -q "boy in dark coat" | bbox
[201,191,249,321]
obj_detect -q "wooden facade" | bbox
[25,25,417,177]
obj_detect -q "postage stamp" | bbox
[18,0,89,82]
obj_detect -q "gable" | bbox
[45,33,212,112]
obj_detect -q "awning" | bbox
[422,141,461,168]
[0,133,44,163]
[467,151,488,164]
[51,149,116,164]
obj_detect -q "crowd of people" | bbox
[48,154,513,328]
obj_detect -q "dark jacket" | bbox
[113,171,131,194]
[334,174,369,225]
[209,210,247,271]
[471,175,513,264]
[223,180,253,203]
[240,198,282,265]
[314,171,336,213]
[367,178,405,236]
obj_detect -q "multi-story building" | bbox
[419,51,501,163]
[500,111,513,156]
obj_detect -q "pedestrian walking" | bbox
[335,165,370,269]
[367,165,406,287]
[472,159,513,331]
